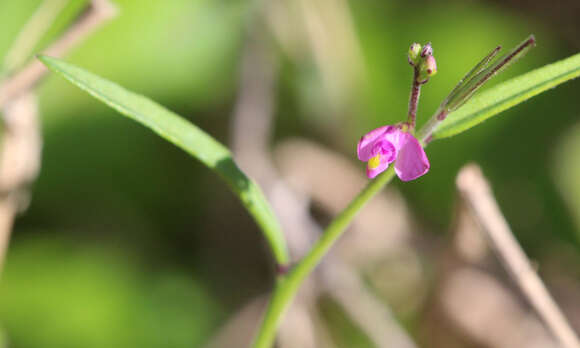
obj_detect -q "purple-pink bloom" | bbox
[357,125,430,181]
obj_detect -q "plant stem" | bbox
[418,108,447,144]
[407,69,421,129]
[252,167,396,348]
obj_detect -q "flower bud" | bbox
[417,55,437,83]
[408,43,422,66]
[420,42,433,57]
[423,55,437,75]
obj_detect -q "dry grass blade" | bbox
[457,163,580,348]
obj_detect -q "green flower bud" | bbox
[408,43,422,66]
[417,55,437,83]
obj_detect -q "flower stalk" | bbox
[407,69,421,129]
[406,42,437,129]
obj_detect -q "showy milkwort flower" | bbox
[357,41,434,181]
[357,125,429,181]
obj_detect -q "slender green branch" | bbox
[252,166,396,348]
[418,108,447,144]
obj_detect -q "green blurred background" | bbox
[0,0,579,347]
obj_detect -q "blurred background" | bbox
[0,0,579,347]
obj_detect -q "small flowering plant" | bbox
[39,32,580,348]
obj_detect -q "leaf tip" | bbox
[36,54,56,67]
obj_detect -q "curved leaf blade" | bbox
[38,55,290,265]
[433,52,580,139]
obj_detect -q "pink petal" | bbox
[365,140,396,179]
[357,125,395,161]
[367,159,390,179]
[374,139,397,163]
[394,133,430,181]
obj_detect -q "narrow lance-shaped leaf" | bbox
[433,51,580,139]
[38,55,290,265]
[443,35,536,113]
[439,45,501,112]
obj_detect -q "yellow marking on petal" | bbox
[368,154,381,169]
[400,123,409,132]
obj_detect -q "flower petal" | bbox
[367,158,390,179]
[357,125,395,161]
[394,133,430,181]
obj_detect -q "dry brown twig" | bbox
[457,163,580,348]
[321,256,419,348]
[0,93,41,271]
[0,0,117,271]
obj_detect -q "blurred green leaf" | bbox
[433,52,580,139]
[0,237,222,348]
[554,123,580,238]
[38,55,289,265]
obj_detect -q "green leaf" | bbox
[443,36,535,114]
[38,55,289,265]
[440,45,501,112]
[433,51,580,139]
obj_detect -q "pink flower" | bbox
[357,125,430,181]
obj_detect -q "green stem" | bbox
[252,166,396,348]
